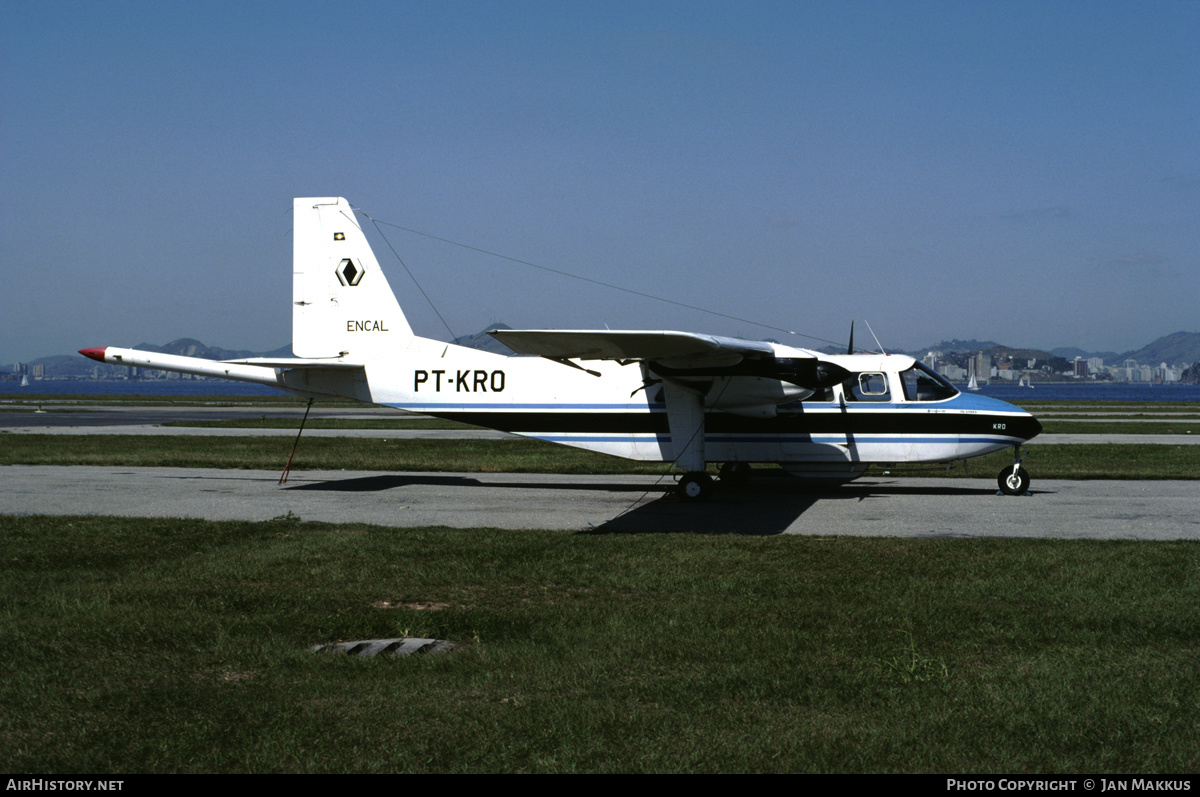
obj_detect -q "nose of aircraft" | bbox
[1023,413,1043,441]
[966,393,1042,441]
[1004,401,1042,441]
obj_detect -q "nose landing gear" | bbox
[997,446,1031,496]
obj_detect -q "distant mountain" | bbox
[131,338,292,361]
[10,331,517,380]
[918,339,1005,354]
[1115,331,1200,367]
[13,354,95,379]
[1002,333,1198,367]
[976,345,1056,361]
[14,338,293,379]
[1050,346,1120,361]
[899,339,1015,362]
[452,323,515,356]
[8,329,1197,381]
[911,332,1200,368]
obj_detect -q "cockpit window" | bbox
[900,362,958,402]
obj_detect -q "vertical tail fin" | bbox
[292,197,414,358]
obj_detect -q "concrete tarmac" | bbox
[4,465,1197,539]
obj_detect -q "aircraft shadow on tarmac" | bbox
[281,474,671,493]
[590,478,1004,535]
[593,489,823,535]
[282,472,1002,536]
[283,474,483,492]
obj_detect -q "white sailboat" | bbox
[967,359,980,391]
[19,374,29,387]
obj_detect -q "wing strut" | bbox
[544,357,602,377]
[279,398,315,484]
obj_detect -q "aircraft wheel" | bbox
[718,462,751,485]
[997,466,1031,496]
[678,472,713,501]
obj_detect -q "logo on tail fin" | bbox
[336,258,365,286]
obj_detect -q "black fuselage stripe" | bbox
[436,410,1039,438]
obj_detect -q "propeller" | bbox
[847,321,855,355]
[793,359,852,389]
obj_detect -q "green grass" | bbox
[1039,413,1200,418]
[1013,401,1200,410]
[1,434,1197,479]
[162,417,477,430]
[162,418,1200,434]
[1040,422,1199,434]
[0,393,323,406]
[2,515,1197,773]
[0,434,666,473]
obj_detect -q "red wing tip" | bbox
[78,347,108,362]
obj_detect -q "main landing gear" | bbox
[678,472,714,501]
[677,463,751,501]
[997,446,1032,496]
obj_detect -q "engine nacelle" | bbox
[666,375,813,418]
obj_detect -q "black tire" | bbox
[678,472,713,501]
[997,466,1031,496]
[718,462,751,485]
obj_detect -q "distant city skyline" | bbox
[3,1,1198,364]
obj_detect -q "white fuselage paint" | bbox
[289,335,1036,468]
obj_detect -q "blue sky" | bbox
[2,0,1197,363]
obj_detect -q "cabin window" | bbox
[844,372,891,401]
[900,362,958,402]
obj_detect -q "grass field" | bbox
[0,394,328,406]
[164,417,1197,434]
[2,514,1197,773]
[161,417,476,430]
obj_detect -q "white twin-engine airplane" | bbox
[81,197,1042,500]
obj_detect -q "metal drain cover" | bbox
[311,638,461,658]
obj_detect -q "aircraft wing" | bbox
[489,329,777,365]
[489,328,851,391]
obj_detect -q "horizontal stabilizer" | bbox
[222,357,365,369]
[80,346,286,387]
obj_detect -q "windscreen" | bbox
[900,362,959,402]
